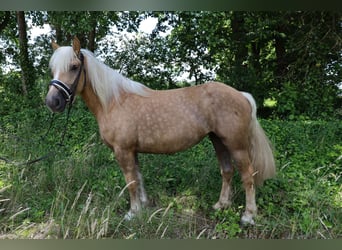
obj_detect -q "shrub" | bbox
[0,106,341,238]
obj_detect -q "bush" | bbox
[0,104,341,238]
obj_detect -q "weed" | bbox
[0,106,341,238]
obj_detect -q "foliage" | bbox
[0,103,341,238]
[100,33,180,90]
[151,11,341,119]
[1,11,341,119]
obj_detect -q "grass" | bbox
[0,102,341,239]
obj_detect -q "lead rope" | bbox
[26,105,73,165]
[58,102,73,146]
[0,107,73,166]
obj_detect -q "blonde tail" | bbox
[241,92,276,186]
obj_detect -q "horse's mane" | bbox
[49,47,149,110]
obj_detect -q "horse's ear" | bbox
[72,36,81,56]
[51,40,60,51]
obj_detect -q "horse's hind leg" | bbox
[231,149,257,225]
[210,134,234,210]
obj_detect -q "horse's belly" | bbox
[136,127,207,154]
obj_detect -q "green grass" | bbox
[0,103,341,239]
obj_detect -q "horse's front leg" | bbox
[114,148,148,220]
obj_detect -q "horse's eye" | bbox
[70,64,78,71]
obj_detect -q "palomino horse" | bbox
[45,37,275,225]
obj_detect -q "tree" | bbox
[44,11,144,51]
[271,12,341,118]
[0,12,11,74]
[16,11,35,97]
[1,11,340,119]
[161,11,219,84]
[151,11,341,119]
[0,12,36,99]
[103,33,179,89]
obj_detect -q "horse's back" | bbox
[130,82,251,153]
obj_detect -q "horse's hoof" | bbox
[213,201,231,210]
[240,214,255,226]
[124,211,135,221]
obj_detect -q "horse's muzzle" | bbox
[45,92,67,113]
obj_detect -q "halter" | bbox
[49,53,86,105]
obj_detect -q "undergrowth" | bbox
[0,102,341,239]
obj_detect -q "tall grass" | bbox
[0,104,341,238]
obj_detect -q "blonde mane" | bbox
[49,47,149,110]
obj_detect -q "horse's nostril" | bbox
[46,94,66,113]
[53,96,60,107]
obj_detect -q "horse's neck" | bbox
[80,81,106,119]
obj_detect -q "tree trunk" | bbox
[87,12,97,52]
[251,42,261,72]
[231,12,248,61]
[88,26,96,52]
[274,34,287,78]
[55,25,63,44]
[0,11,11,32]
[16,11,34,97]
[231,12,248,90]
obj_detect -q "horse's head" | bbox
[45,36,86,112]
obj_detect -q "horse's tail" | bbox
[241,92,276,186]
